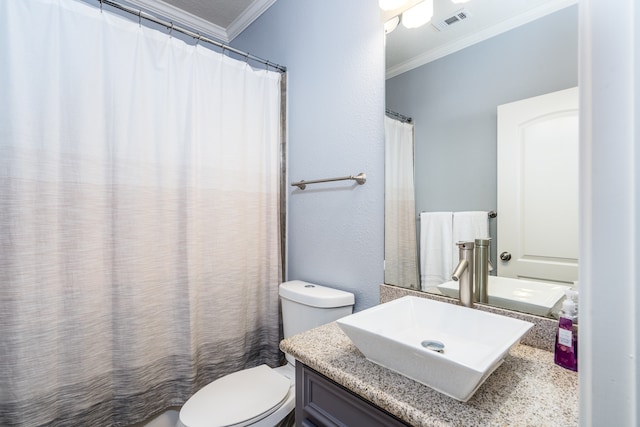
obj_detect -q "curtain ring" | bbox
[99,0,103,12]
[168,22,174,37]
[244,52,250,64]
[138,10,142,27]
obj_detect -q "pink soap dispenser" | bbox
[554,290,578,371]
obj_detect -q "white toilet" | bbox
[177,280,355,427]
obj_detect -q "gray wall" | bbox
[232,0,385,311]
[233,4,640,423]
[232,2,640,425]
[386,5,578,218]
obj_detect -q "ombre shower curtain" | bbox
[384,116,419,289]
[0,0,283,425]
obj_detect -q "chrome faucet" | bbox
[452,241,474,307]
[474,238,491,304]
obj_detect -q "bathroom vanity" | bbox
[281,292,578,427]
[296,362,408,426]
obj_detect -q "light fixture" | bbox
[384,15,400,34]
[379,0,410,11]
[401,0,434,29]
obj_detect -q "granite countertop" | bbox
[281,322,578,427]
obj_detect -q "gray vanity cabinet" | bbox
[296,363,410,427]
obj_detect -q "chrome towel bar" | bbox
[291,173,366,190]
[418,211,497,219]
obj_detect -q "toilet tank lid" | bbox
[279,280,355,308]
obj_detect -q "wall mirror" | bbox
[383,0,579,318]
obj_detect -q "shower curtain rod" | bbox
[98,0,287,73]
[386,108,412,123]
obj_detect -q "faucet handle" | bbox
[456,241,475,250]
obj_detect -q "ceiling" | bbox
[384,0,577,78]
[124,0,277,43]
[123,0,577,78]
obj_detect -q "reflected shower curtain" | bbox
[0,1,283,425]
[384,116,419,289]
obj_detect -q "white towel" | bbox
[452,211,490,268]
[419,212,453,290]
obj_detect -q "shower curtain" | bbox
[0,1,283,426]
[384,116,419,289]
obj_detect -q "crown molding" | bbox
[227,0,278,41]
[125,0,228,41]
[123,0,276,43]
[386,0,578,79]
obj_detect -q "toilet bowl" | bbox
[177,280,355,427]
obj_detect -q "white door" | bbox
[497,87,579,284]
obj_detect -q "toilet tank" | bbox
[279,280,355,339]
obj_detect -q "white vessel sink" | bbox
[336,296,533,402]
[438,276,570,317]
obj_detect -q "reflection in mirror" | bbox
[496,86,579,285]
[384,112,419,289]
[383,3,579,318]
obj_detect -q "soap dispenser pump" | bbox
[554,290,578,371]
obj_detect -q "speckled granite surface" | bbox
[281,322,578,427]
[380,284,559,352]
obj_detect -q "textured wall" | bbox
[232,0,385,311]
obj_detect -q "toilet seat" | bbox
[179,365,291,427]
